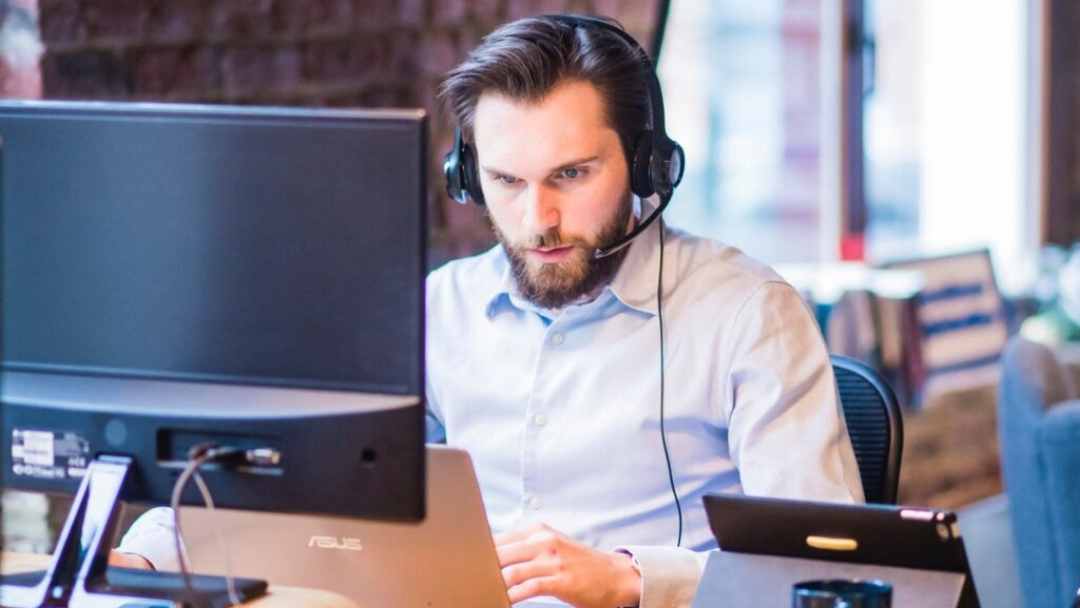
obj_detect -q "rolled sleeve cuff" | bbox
[114,506,183,572]
[615,545,709,608]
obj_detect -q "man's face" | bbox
[471,79,632,309]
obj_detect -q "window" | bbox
[657,0,825,263]
[863,0,1033,292]
[658,0,1039,289]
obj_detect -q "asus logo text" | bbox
[307,535,364,551]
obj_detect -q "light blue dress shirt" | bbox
[425,219,863,607]
[118,219,862,607]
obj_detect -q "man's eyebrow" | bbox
[481,155,601,176]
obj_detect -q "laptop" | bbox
[175,445,562,607]
[692,494,980,608]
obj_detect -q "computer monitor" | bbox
[0,100,428,607]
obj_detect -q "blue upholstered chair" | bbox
[998,337,1080,608]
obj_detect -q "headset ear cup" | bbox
[630,131,655,198]
[650,139,683,200]
[444,129,469,204]
[461,143,485,206]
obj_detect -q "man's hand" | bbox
[108,551,154,570]
[495,523,640,608]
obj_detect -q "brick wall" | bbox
[34,0,662,263]
[1048,0,1080,246]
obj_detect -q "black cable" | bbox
[170,444,245,606]
[656,218,682,547]
[171,449,211,596]
[191,469,242,606]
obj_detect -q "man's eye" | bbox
[494,175,519,185]
[558,167,585,180]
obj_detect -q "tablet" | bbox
[700,494,980,608]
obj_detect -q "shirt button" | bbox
[551,332,565,346]
[532,414,547,427]
[526,495,542,510]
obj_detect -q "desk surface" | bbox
[1,552,361,608]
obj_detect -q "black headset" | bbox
[442,14,685,259]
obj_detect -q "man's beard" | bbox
[493,195,633,310]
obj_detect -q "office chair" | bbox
[831,355,904,504]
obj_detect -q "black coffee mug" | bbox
[792,579,893,608]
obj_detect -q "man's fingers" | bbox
[493,528,531,547]
[507,575,560,604]
[501,557,558,588]
[496,538,551,567]
[493,522,550,547]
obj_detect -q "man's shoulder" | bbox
[666,226,788,300]
[426,244,505,306]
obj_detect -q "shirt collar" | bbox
[606,216,661,316]
[484,248,517,318]
[483,215,665,319]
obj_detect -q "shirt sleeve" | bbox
[424,269,448,445]
[614,545,710,608]
[614,282,864,608]
[425,348,447,444]
[114,506,183,571]
[426,409,447,443]
[724,281,864,502]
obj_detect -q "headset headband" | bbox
[545,15,669,140]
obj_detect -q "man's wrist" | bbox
[109,550,155,571]
[612,550,642,607]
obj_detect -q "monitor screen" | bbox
[0,100,429,607]
[0,100,427,517]
[1,101,425,395]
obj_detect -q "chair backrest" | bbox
[831,354,904,504]
[879,248,1009,405]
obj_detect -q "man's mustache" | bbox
[521,229,592,250]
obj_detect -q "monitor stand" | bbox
[0,455,267,607]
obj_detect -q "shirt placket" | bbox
[521,316,567,518]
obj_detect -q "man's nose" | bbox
[522,185,560,234]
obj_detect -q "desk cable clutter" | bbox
[170,443,283,606]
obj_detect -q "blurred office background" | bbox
[1,1,1079,606]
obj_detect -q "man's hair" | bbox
[438,15,651,166]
